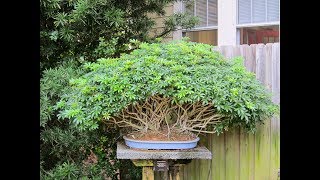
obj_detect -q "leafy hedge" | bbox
[57,40,278,134]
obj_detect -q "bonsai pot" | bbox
[123,135,200,150]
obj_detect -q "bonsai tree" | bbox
[56,39,278,140]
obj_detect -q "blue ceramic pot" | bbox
[123,136,200,150]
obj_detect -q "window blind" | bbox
[238,0,279,24]
[267,0,279,21]
[184,0,218,27]
[208,0,218,26]
[252,0,266,23]
[238,0,251,24]
[196,0,208,27]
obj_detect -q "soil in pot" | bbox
[126,130,198,141]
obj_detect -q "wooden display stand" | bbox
[117,142,212,180]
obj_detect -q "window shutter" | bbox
[267,0,279,21]
[208,0,218,26]
[252,0,266,23]
[238,0,251,24]
[196,0,207,27]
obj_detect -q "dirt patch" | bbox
[126,130,197,141]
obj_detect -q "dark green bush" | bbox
[40,61,83,127]
[40,0,198,71]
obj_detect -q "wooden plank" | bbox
[239,44,256,180]
[255,44,267,84]
[254,119,271,180]
[143,167,154,180]
[240,44,254,73]
[265,43,273,90]
[169,165,181,180]
[269,116,280,180]
[219,45,235,59]
[233,45,241,57]
[254,44,271,180]
[131,159,154,167]
[185,160,191,180]
[271,43,280,105]
[269,43,280,180]
[194,159,200,180]
[199,134,211,180]
[207,134,213,180]
[187,159,196,180]
[211,133,226,180]
[178,165,184,180]
[225,128,240,180]
[154,171,161,180]
[183,164,188,180]
[239,128,255,180]
[247,44,257,73]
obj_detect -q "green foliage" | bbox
[40,63,141,178]
[40,61,84,127]
[40,127,90,164]
[40,127,137,179]
[40,125,128,179]
[42,162,80,180]
[40,0,198,71]
[57,40,278,134]
[156,12,199,38]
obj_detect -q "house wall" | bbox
[147,4,174,42]
[218,0,237,45]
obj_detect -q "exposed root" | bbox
[109,95,225,136]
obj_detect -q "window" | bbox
[238,25,279,45]
[182,30,218,45]
[238,0,279,24]
[184,0,218,28]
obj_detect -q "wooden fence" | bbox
[179,43,280,180]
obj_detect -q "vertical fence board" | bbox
[239,127,255,180]
[211,133,226,180]
[239,44,257,180]
[254,119,271,180]
[254,44,271,180]
[270,43,280,180]
[179,166,184,180]
[189,161,196,180]
[225,128,240,180]
[269,116,280,180]
[199,135,211,180]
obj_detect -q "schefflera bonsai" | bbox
[56,40,278,141]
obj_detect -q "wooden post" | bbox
[168,165,181,180]
[142,167,154,180]
[131,160,154,180]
